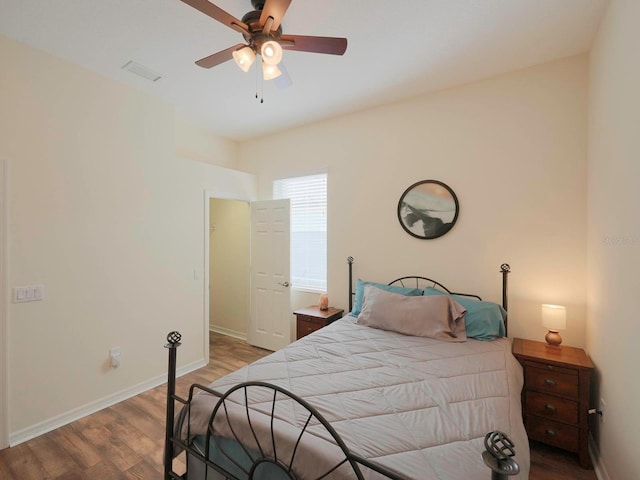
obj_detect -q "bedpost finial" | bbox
[500,263,511,273]
[482,430,519,476]
[347,256,354,264]
[166,331,182,348]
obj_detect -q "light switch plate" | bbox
[13,285,45,303]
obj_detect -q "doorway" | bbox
[203,192,292,354]
[208,198,250,339]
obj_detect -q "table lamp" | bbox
[542,304,566,347]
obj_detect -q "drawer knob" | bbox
[544,378,556,386]
[545,429,556,437]
[544,404,556,413]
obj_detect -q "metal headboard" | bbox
[347,257,512,336]
[388,276,482,301]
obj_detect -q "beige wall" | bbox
[209,198,250,338]
[239,55,589,347]
[587,0,640,478]
[0,35,255,439]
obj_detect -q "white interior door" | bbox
[248,199,291,351]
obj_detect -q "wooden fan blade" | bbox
[259,0,292,31]
[280,34,347,55]
[195,44,246,68]
[179,0,248,34]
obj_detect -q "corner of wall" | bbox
[589,434,612,480]
[175,115,240,169]
[0,158,8,449]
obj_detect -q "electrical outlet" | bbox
[110,347,122,368]
[599,398,606,422]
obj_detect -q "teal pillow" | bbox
[423,287,506,340]
[351,279,423,316]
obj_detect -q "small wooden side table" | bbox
[294,306,344,340]
[512,337,595,468]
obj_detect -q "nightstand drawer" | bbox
[523,360,578,376]
[297,318,323,338]
[296,314,326,325]
[525,391,578,424]
[525,366,579,399]
[525,415,579,452]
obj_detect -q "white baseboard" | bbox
[589,433,611,480]
[9,358,207,446]
[209,325,246,341]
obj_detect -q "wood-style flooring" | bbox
[0,332,597,479]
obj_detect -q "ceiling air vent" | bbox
[121,61,162,82]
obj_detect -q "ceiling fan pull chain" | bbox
[259,60,265,104]
[255,57,259,100]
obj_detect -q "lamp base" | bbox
[545,330,563,347]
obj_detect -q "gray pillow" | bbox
[357,285,467,342]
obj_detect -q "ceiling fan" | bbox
[179,0,348,81]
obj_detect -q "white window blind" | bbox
[273,173,327,292]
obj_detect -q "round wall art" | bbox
[397,180,459,239]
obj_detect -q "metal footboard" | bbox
[164,332,519,480]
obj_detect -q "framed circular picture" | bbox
[397,180,459,239]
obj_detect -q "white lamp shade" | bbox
[541,304,566,332]
[261,40,283,65]
[262,62,282,80]
[232,46,256,72]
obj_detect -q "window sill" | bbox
[292,287,325,295]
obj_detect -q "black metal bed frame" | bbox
[164,258,517,480]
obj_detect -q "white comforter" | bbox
[182,316,530,479]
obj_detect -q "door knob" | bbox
[278,281,290,287]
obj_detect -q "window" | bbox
[273,173,327,292]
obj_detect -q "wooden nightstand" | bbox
[294,306,344,340]
[512,338,595,469]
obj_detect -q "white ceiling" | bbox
[0,0,608,141]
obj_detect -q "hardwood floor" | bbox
[0,332,597,479]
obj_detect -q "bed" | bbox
[164,259,529,480]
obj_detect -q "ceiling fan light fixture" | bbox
[232,46,256,72]
[262,62,282,80]
[261,40,283,65]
